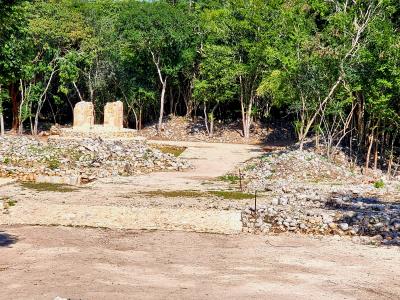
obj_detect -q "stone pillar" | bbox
[104,101,124,129]
[73,101,94,129]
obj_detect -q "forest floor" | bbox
[1,138,400,299]
[137,115,293,145]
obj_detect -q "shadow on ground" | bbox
[0,231,18,247]
[325,192,400,246]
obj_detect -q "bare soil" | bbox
[1,140,400,299]
[1,225,399,300]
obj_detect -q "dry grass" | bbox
[20,182,77,193]
[130,189,255,200]
[152,145,186,157]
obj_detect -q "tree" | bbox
[0,0,31,131]
[200,0,274,139]
[193,45,237,136]
[25,0,92,134]
[118,1,195,132]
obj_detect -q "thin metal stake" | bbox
[254,190,257,212]
[239,169,243,191]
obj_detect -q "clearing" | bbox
[1,140,399,299]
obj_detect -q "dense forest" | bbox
[0,0,399,172]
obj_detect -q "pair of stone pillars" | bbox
[73,101,124,129]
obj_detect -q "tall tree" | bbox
[118,1,195,132]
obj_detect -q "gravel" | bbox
[240,147,400,245]
[0,136,190,182]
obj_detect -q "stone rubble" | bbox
[241,148,400,246]
[139,115,267,144]
[244,149,368,191]
[0,136,190,183]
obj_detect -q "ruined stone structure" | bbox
[104,101,124,129]
[73,101,94,129]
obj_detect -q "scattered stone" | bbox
[0,136,190,183]
[339,223,349,231]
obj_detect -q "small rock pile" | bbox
[244,149,366,191]
[55,126,138,139]
[241,188,400,245]
[0,136,190,182]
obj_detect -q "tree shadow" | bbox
[0,231,18,247]
[263,121,297,147]
[324,192,400,246]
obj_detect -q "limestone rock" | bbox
[73,101,94,129]
[104,101,124,129]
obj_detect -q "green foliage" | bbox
[218,174,240,183]
[46,158,61,170]
[20,182,76,193]
[209,190,254,200]
[374,179,385,189]
[153,145,186,157]
[0,0,398,169]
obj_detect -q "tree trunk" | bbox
[139,107,142,131]
[33,71,56,135]
[73,82,84,102]
[151,51,168,133]
[365,130,375,175]
[9,83,19,132]
[169,87,174,116]
[242,101,253,140]
[373,138,378,171]
[0,85,4,136]
[209,103,218,137]
[387,135,396,179]
[203,102,209,135]
[0,113,4,136]
[158,79,167,132]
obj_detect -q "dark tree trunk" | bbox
[9,83,19,131]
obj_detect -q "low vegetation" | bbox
[374,179,385,189]
[20,182,77,193]
[218,174,240,184]
[0,0,399,176]
[209,191,254,200]
[139,190,205,198]
[137,189,254,200]
[152,145,186,157]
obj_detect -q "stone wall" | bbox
[241,191,400,245]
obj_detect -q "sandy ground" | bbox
[1,225,399,300]
[1,141,262,233]
[1,140,400,299]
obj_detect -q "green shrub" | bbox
[374,179,385,189]
[210,190,254,200]
[218,174,240,183]
[47,158,61,170]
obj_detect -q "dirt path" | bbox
[1,141,262,233]
[99,140,262,190]
[1,225,399,300]
[1,141,400,299]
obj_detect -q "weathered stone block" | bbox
[36,175,81,186]
[73,101,94,129]
[104,101,124,129]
